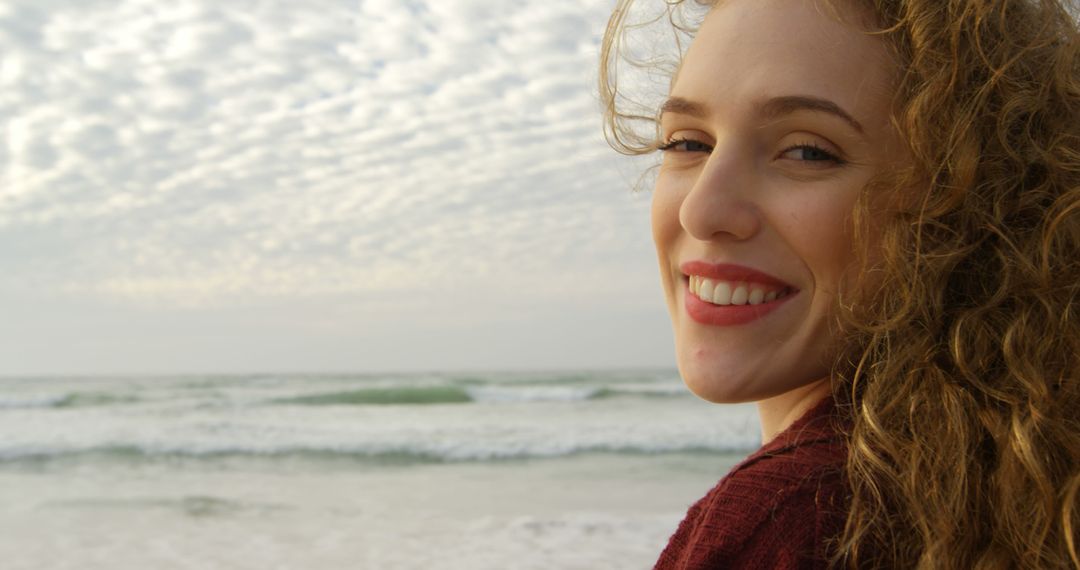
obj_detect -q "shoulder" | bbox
[721,440,848,567]
[655,404,848,569]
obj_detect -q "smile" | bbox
[679,262,799,326]
[688,276,794,306]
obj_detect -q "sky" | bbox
[0,0,675,375]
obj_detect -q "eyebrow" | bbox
[659,97,708,119]
[660,94,864,133]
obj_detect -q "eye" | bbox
[658,138,713,153]
[778,143,844,165]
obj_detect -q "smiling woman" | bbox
[650,0,904,432]
[601,0,1080,568]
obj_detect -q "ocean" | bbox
[0,369,761,569]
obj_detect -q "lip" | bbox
[679,261,799,326]
[679,261,795,289]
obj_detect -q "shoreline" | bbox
[0,451,741,570]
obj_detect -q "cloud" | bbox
[0,0,676,374]
[1,0,650,304]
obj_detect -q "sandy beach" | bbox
[0,452,739,570]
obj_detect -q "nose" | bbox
[677,150,762,242]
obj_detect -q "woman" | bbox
[600,0,1079,567]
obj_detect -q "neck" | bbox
[756,378,831,443]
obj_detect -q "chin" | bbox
[676,355,829,405]
[676,360,761,404]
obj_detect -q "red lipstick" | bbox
[680,262,794,289]
[680,262,798,326]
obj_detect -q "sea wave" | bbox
[465,385,603,403]
[267,384,688,406]
[0,391,144,409]
[271,386,474,406]
[0,440,750,465]
[0,395,68,410]
[53,392,142,408]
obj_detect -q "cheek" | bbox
[650,183,682,252]
[776,192,861,289]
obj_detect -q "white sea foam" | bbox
[0,394,68,410]
[0,371,760,463]
[0,371,755,569]
[464,385,603,403]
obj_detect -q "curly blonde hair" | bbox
[600,0,1080,568]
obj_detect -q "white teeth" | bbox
[712,281,733,305]
[699,278,716,303]
[689,277,789,306]
[730,284,749,305]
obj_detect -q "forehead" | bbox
[670,0,894,126]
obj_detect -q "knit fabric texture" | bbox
[654,397,848,570]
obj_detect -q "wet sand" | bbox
[0,452,740,570]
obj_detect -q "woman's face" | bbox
[654,0,902,403]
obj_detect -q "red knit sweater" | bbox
[655,398,848,570]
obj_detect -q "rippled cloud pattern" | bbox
[0,0,668,373]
